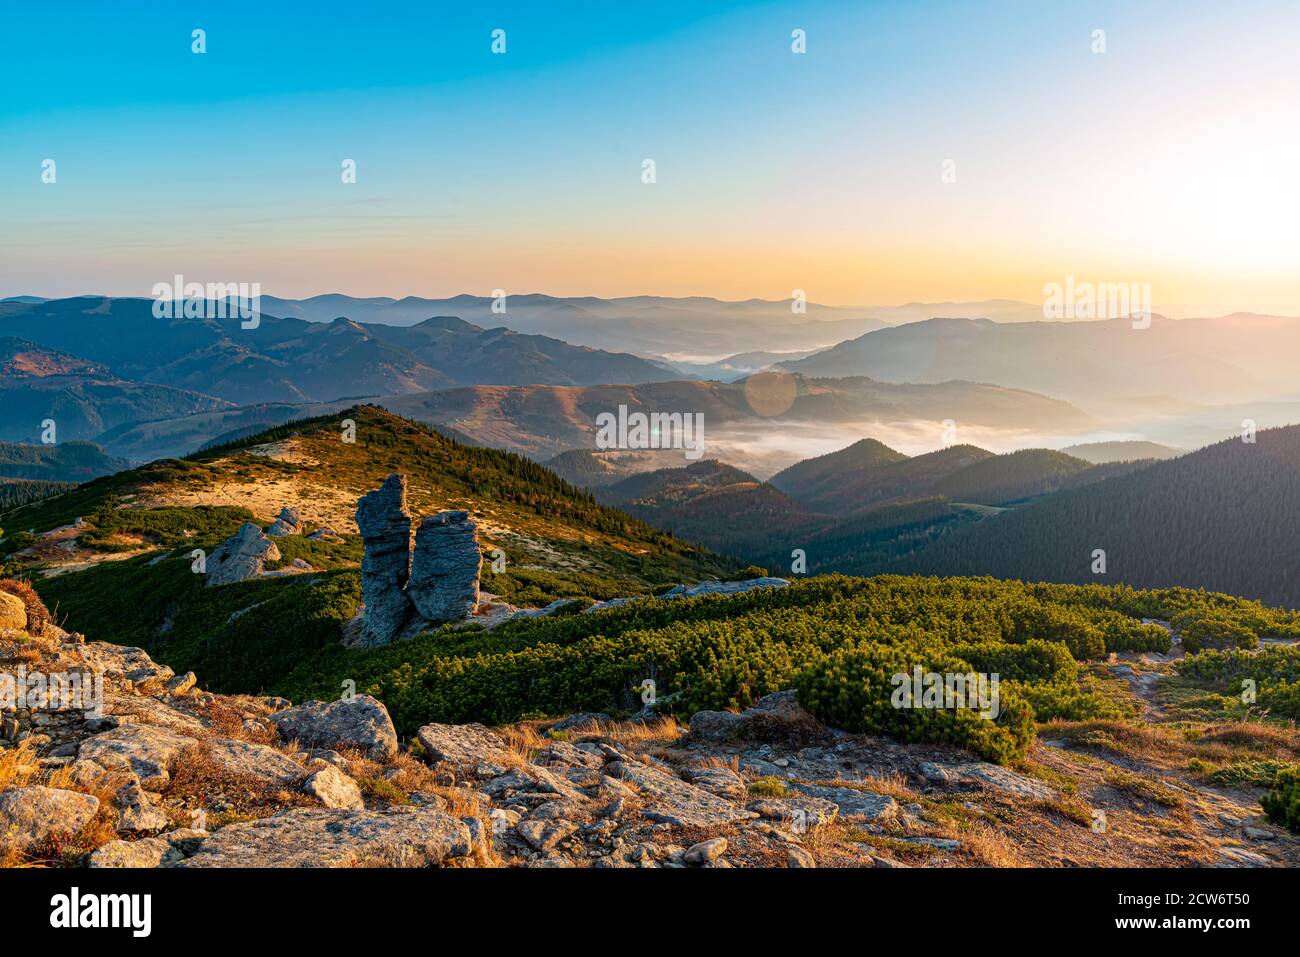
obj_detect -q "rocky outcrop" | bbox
[172,807,471,868]
[408,511,481,623]
[0,591,29,632]
[205,523,281,586]
[265,507,302,537]
[355,474,416,644]
[354,476,483,644]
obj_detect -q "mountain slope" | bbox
[891,426,1300,607]
[769,438,910,502]
[0,336,232,442]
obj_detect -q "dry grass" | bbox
[0,742,41,790]
[0,577,50,635]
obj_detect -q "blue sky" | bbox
[2,0,1297,311]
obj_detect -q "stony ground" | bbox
[2,615,1297,868]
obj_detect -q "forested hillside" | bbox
[892,426,1300,607]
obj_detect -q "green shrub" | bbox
[793,643,1036,764]
[1262,765,1300,833]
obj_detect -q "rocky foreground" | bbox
[2,588,1298,868]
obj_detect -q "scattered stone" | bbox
[684,838,728,864]
[0,786,99,853]
[113,780,169,833]
[551,712,613,733]
[902,836,961,851]
[748,795,839,830]
[516,818,577,851]
[786,846,817,868]
[205,523,281,586]
[303,766,365,810]
[165,672,198,696]
[270,695,399,762]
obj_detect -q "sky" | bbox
[2,0,1298,313]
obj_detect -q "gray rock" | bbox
[89,837,181,868]
[303,766,365,810]
[684,837,728,864]
[662,577,790,599]
[407,510,481,623]
[269,695,399,762]
[265,507,302,537]
[165,672,198,696]
[903,836,961,851]
[786,846,817,868]
[202,739,307,786]
[205,523,281,586]
[551,712,613,733]
[0,591,27,631]
[0,786,100,853]
[416,722,512,768]
[171,807,471,868]
[683,766,747,802]
[78,725,197,790]
[355,474,416,645]
[748,795,839,831]
[516,818,577,851]
[609,760,757,828]
[787,782,898,823]
[113,780,170,833]
[918,761,1056,800]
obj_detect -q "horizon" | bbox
[3,0,1298,313]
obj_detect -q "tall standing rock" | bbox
[266,507,302,537]
[355,474,415,645]
[408,511,481,623]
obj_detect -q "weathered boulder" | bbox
[269,695,399,762]
[355,474,415,645]
[205,523,281,586]
[78,725,197,790]
[416,722,512,769]
[0,786,100,854]
[170,807,471,867]
[407,510,481,623]
[684,837,728,865]
[917,761,1056,800]
[265,507,302,537]
[787,782,898,823]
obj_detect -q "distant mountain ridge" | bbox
[0,297,681,407]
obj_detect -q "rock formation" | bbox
[408,511,481,623]
[265,507,302,537]
[354,476,483,645]
[355,474,416,644]
[205,523,280,586]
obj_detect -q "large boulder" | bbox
[170,807,471,867]
[408,511,481,623]
[0,786,100,854]
[205,523,281,586]
[416,722,512,768]
[355,474,415,645]
[268,695,399,761]
[78,725,197,790]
